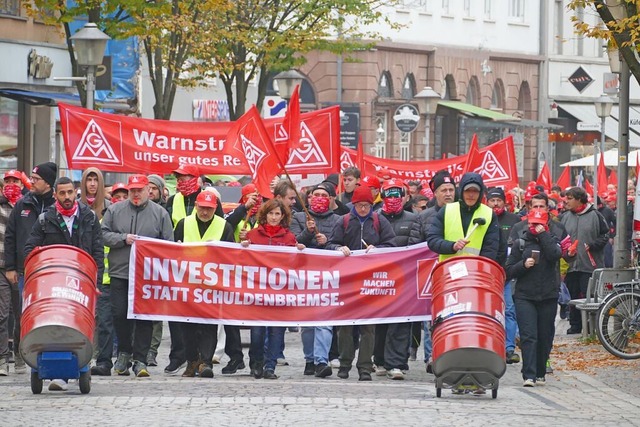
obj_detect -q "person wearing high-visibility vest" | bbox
[427,172,499,262]
[174,191,235,378]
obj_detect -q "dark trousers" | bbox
[9,276,21,361]
[168,321,185,363]
[223,325,244,361]
[338,324,374,373]
[329,326,339,360]
[410,321,422,350]
[249,326,285,371]
[0,271,10,359]
[110,277,152,363]
[565,271,591,330]
[515,298,557,380]
[373,323,411,370]
[94,283,114,368]
[182,323,218,364]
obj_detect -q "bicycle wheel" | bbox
[597,290,640,359]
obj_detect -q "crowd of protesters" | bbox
[0,161,623,391]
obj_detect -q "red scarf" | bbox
[264,224,284,236]
[55,200,78,217]
[176,177,200,196]
[573,203,588,214]
[2,184,22,206]
[310,197,330,214]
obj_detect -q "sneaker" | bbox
[263,370,278,379]
[535,377,546,386]
[425,360,434,374]
[182,361,199,378]
[0,359,7,376]
[13,357,26,374]
[387,368,404,380]
[211,356,221,365]
[48,379,68,391]
[287,327,299,332]
[113,352,132,376]
[315,363,332,378]
[523,378,535,387]
[374,365,387,376]
[304,362,315,376]
[164,359,186,375]
[506,351,521,364]
[250,362,264,379]
[559,304,568,319]
[146,352,158,367]
[330,359,340,368]
[276,358,289,366]
[7,350,14,364]
[198,363,214,378]
[566,327,581,335]
[221,359,245,374]
[472,387,486,395]
[546,359,554,374]
[337,367,350,379]
[358,371,372,381]
[90,364,112,376]
[409,348,417,361]
[132,361,150,378]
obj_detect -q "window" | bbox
[378,71,393,99]
[0,0,20,16]
[491,79,505,111]
[466,76,480,106]
[374,113,388,158]
[400,132,411,161]
[508,0,525,21]
[575,5,584,56]
[442,0,450,15]
[484,0,492,19]
[554,0,563,55]
[401,74,416,100]
[463,0,472,17]
[0,97,18,171]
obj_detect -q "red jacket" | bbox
[246,225,298,247]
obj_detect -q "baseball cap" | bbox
[112,182,128,193]
[3,170,22,180]
[528,210,548,225]
[361,176,381,189]
[196,191,218,208]
[127,174,149,189]
[172,164,199,177]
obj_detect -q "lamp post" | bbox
[414,86,441,160]
[593,94,614,203]
[70,23,110,110]
[273,70,305,101]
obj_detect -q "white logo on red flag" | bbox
[286,122,328,167]
[240,134,266,179]
[72,119,121,164]
[340,150,355,171]
[474,151,508,183]
[274,123,288,143]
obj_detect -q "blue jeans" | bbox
[504,280,518,353]
[250,326,285,372]
[423,322,432,362]
[514,298,556,380]
[301,326,332,365]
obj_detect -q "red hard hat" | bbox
[361,175,381,189]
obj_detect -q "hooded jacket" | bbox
[559,203,609,273]
[426,173,499,259]
[290,209,341,249]
[378,209,422,247]
[80,167,109,220]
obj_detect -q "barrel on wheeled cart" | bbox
[20,245,98,394]
[430,256,507,398]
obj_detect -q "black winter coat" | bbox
[327,211,396,251]
[290,209,341,249]
[378,209,422,247]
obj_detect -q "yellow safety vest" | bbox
[440,201,493,261]
[184,215,226,243]
[171,193,196,228]
[234,218,258,243]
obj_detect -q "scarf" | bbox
[310,197,330,214]
[382,197,403,214]
[176,177,200,196]
[2,184,22,206]
[55,200,78,217]
[86,197,95,206]
[492,206,505,216]
[264,224,284,237]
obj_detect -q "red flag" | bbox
[357,134,365,173]
[597,151,608,196]
[608,168,617,187]
[282,85,301,152]
[462,134,480,175]
[226,106,283,199]
[556,166,571,190]
[536,162,552,192]
[584,178,594,197]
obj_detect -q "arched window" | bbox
[444,74,457,100]
[491,79,505,111]
[401,73,417,100]
[378,71,394,99]
[518,81,532,118]
[466,76,481,106]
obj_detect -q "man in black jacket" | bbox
[23,176,104,391]
[4,161,57,376]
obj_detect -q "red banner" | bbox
[128,238,438,326]
[58,103,340,175]
[340,135,519,189]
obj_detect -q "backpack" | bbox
[343,212,380,234]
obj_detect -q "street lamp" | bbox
[594,94,614,200]
[70,22,110,110]
[414,86,441,160]
[273,70,305,101]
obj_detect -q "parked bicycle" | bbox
[596,281,640,359]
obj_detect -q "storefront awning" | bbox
[556,102,640,148]
[0,88,81,106]
[504,118,564,130]
[438,100,515,121]
[561,148,640,167]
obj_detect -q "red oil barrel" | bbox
[430,256,506,373]
[20,245,98,368]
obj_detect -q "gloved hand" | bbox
[567,239,579,257]
[560,235,572,253]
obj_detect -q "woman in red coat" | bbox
[241,198,304,379]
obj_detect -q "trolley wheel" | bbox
[492,388,498,399]
[30,371,43,395]
[436,387,442,398]
[79,370,91,394]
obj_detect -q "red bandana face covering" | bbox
[55,200,78,217]
[2,184,22,205]
[310,196,330,214]
[176,177,200,196]
[493,207,505,216]
[382,197,404,214]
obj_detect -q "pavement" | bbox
[1,316,640,427]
